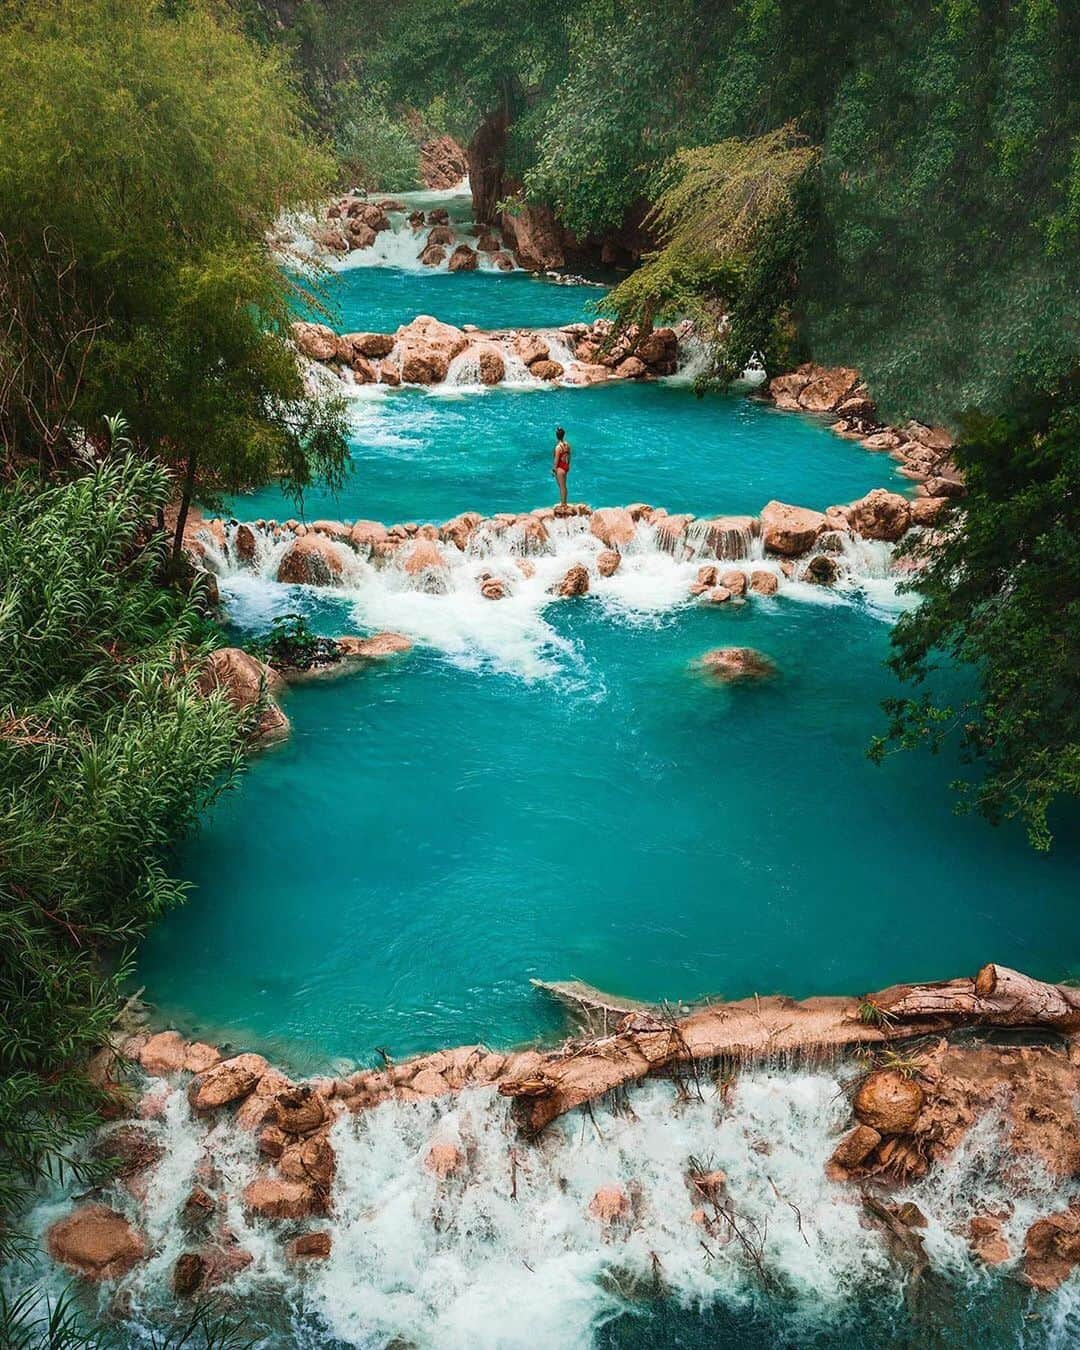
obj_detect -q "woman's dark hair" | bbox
[555,426,565,440]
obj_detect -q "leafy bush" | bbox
[249,612,341,671]
[334,88,422,192]
[0,449,243,1265]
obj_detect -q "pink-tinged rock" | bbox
[506,203,565,271]
[346,221,377,249]
[188,1053,268,1112]
[243,1177,322,1221]
[862,430,902,451]
[290,322,339,362]
[287,1231,332,1261]
[139,1031,188,1076]
[310,519,350,541]
[825,1124,882,1180]
[403,540,448,574]
[195,648,288,741]
[614,356,647,379]
[311,227,348,254]
[904,421,953,451]
[824,505,852,530]
[797,366,859,413]
[530,359,564,381]
[348,519,389,553]
[760,501,826,556]
[597,550,621,577]
[410,1068,451,1097]
[767,368,813,409]
[556,564,590,597]
[697,647,776,681]
[516,333,550,366]
[273,1086,327,1137]
[653,513,695,552]
[518,516,550,552]
[183,1042,221,1075]
[849,489,911,542]
[47,1205,147,1281]
[418,241,446,267]
[279,1133,336,1189]
[969,1215,1011,1266]
[748,570,779,596]
[425,1143,464,1177]
[337,633,412,659]
[440,512,483,550]
[378,360,401,386]
[426,225,456,247]
[480,577,506,600]
[1024,1206,1080,1290]
[588,1187,630,1224]
[923,475,966,498]
[590,507,636,549]
[342,332,395,359]
[476,345,505,385]
[448,244,478,272]
[853,1070,924,1134]
[636,328,679,367]
[703,586,732,604]
[720,570,747,597]
[276,533,347,586]
[910,496,950,526]
[203,1241,254,1287]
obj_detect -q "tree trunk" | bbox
[499,965,1080,1135]
[467,98,510,224]
[170,449,198,574]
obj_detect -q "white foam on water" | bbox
[205,516,905,679]
[19,1065,1079,1348]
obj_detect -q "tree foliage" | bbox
[870,380,1080,848]
[0,449,245,1267]
[0,0,349,558]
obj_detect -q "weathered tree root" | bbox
[500,965,1080,1135]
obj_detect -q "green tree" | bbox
[0,448,244,1268]
[0,0,349,565]
[870,379,1080,848]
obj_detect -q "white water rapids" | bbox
[201,514,905,680]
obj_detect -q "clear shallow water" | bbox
[142,594,1079,1071]
[228,381,906,527]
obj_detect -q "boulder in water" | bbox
[349,519,390,554]
[910,496,950,525]
[403,539,448,574]
[1023,1206,1080,1290]
[825,1124,882,1180]
[556,564,590,597]
[139,1029,187,1076]
[342,331,395,359]
[475,345,505,385]
[287,1231,332,1261]
[516,333,550,366]
[337,633,412,659]
[615,355,647,379]
[243,1176,322,1220]
[506,203,565,271]
[760,501,826,556]
[703,586,732,604]
[448,244,478,272]
[195,648,288,741]
[47,1205,147,1281]
[396,315,468,384]
[90,1124,164,1180]
[530,359,564,381]
[636,327,679,370]
[597,550,621,577]
[418,243,446,268]
[440,512,482,551]
[188,1053,268,1112]
[849,489,911,541]
[173,1251,207,1298]
[968,1215,1011,1266]
[805,554,839,585]
[748,570,779,596]
[276,533,346,586]
[346,220,377,249]
[853,1070,924,1134]
[480,576,506,600]
[697,647,776,681]
[720,570,748,597]
[797,366,859,412]
[589,507,636,549]
[273,1085,327,1137]
[290,321,339,362]
[426,224,456,246]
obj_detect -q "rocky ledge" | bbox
[46,964,1080,1297]
[190,489,951,600]
[291,314,680,389]
[763,363,966,498]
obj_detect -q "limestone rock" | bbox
[342,332,394,359]
[425,1143,464,1177]
[195,648,287,741]
[749,570,779,596]
[588,1187,630,1224]
[825,1124,882,1180]
[597,550,621,577]
[1024,1206,1080,1290]
[760,501,825,556]
[530,359,564,381]
[697,648,776,681]
[188,1053,267,1112]
[969,1215,1011,1266]
[797,366,859,413]
[557,564,590,597]
[243,1176,322,1221]
[403,540,448,574]
[849,489,912,542]
[273,1086,327,1137]
[589,507,636,549]
[337,633,412,659]
[276,533,346,586]
[290,322,339,363]
[47,1205,147,1281]
[476,345,505,385]
[853,1070,924,1135]
[139,1030,187,1076]
[287,1231,332,1261]
[448,244,478,272]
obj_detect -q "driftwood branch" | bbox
[500,965,1080,1134]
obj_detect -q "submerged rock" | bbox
[588,1187,630,1225]
[425,1143,464,1178]
[243,1176,322,1221]
[969,1215,1011,1266]
[47,1205,147,1281]
[697,648,776,682]
[287,1231,333,1261]
[337,633,412,659]
[1024,1205,1080,1290]
[597,550,621,577]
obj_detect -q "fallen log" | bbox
[499,965,1080,1135]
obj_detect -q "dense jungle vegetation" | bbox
[0,0,1075,1338]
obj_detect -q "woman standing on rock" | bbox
[552,426,571,507]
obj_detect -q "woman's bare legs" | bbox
[555,468,568,506]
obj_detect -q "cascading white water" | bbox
[202,514,907,679]
[20,1067,1080,1349]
